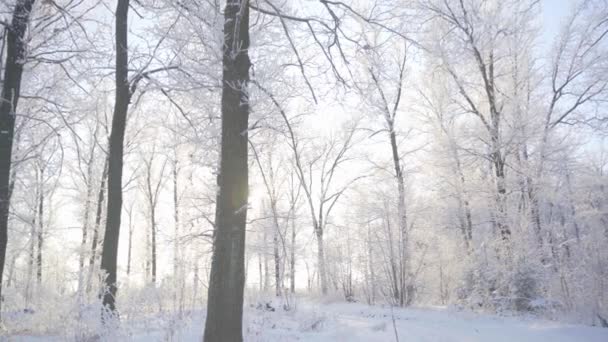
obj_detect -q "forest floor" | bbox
[5,298,608,341]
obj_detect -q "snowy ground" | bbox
[6,300,608,341]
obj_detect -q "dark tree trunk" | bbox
[100,0,130,313]
[203,0,251,340]
[0,0,36,319]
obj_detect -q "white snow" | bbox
[240,301,608,342]
[9,299,606,341]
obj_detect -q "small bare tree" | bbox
[139,145,167,285]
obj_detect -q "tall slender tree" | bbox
[0,0,36,319]
[203,0,251,340]
[359,38,412,305]
[100,0,130,313]
[99,0,177,313]
[140,146,167,285]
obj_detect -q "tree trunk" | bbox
[491,131,511,243]
[192,252,200,309]
[273,230,281,296]
[367,223,375,304]
[389,126,407,249]
[450,141,473,250]
[173,157,179,282]
[290,211,296,294]
[78,151,95,294]
[203,0,250,340]
[315,226,328,295]
[25,207,36,305]
[100,0,130,313]
[273,208,281,297]
[126,210,133,277]
[87,155,108,294]
[172,156,181,311]
[388,122,409,306]
[36,166,44,284]
[0,0,36,319]
[145,216,151,281]
[258,252,263,291]
[6,254,17,288]
[384,210,400,304]
[142,150,165,286]
[263,223,269,291]
[529,190,543,244]
[150,204,157,285]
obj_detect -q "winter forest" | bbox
[1,0,608,341]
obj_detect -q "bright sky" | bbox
[541,0,571,44]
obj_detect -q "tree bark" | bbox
[36,166,44,284]
[0,0,36,319]
[273,221,281,297]
[384,208,400,304]
[78,146,96,294]
[150,203,157,284]
[492,142,510,242]
[315,225,328,295]
[388,123,409,306]
[203,0,250,340]
[87,154,108,294]
[100,0,130,313]
[25,203,36,305]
